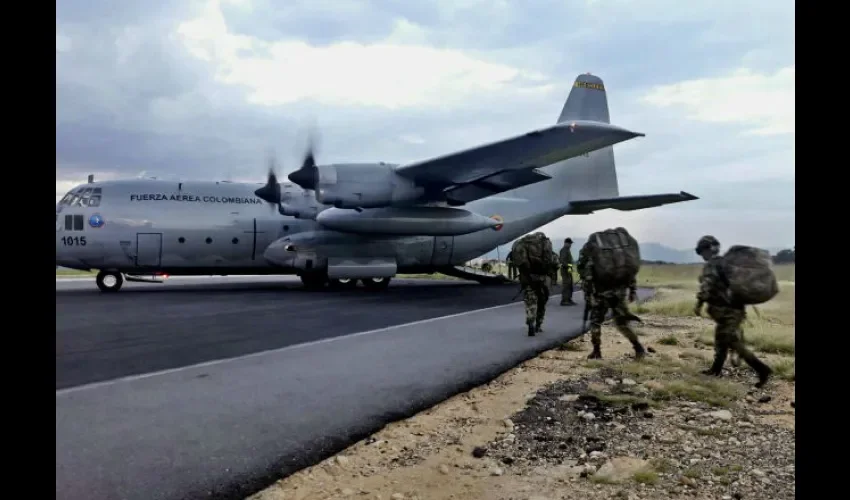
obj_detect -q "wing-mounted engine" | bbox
[290,162,425,209]
[278,185,322,220]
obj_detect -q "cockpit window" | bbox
[58,187,102,207]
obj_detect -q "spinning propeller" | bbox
[254,128,320,214]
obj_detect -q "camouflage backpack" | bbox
[582,227,641,290]
[718,246,779,305]
[511,233,556,275]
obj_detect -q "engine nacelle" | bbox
[313,163,424,209]
[278,187,322,220]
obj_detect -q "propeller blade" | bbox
[255,151,282,204]
[288,129,319,190]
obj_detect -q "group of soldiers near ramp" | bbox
[505,229,777,388]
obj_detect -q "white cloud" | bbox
[175,0,554,110]
[641,66,795,136]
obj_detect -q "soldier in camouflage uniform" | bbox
[506,250,516,280]
[694,235,772,388]
[559,237,576,306]
[577,244,646,360]
[515,232,560,336]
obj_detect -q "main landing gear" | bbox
[299,273,392,291]
[96,270,124,293]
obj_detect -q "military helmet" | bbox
[695,235,720,254]
[564,237,572,243]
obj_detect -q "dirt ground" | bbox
[248,313,795,500]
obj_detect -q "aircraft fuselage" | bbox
[55,179,522,280]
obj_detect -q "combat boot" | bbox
[535,319,543,333]
[527,322,536,337]
[702,350,727,377]
[747,358,773,388]
[632,342,646,360]
[587,344,602,359]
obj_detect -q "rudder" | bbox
[557,73,610,124]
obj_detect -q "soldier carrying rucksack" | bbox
[512,232,560,336]
[577,227,646,360]
[694,235,774,387]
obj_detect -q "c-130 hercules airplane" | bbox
[56,74,698,293]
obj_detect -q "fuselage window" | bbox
[232,237,239,244]
[178,237,185,243]
[73,214,84,231]
[205,237,212,244]
[64,215,73,231]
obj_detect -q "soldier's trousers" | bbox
[589,294,640,347]
[707,305,763,370]
[522,282,550,325]
[508,264,516,280]
[560,267,573,303]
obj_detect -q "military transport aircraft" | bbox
[56,73,698,293]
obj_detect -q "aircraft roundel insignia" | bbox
[89,213,105,228]
[491,215,504,231]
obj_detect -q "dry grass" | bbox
[635,264,795,358]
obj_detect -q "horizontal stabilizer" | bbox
[566,191,698,214]
[444,168,551,205]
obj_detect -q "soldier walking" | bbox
[559,237,576,305]
[577,228,646,360]
[511,232,560,336]
[693,235,773,388]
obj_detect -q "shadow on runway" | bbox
[56,279,526,297]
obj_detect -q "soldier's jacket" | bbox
[577,247,636,298]
[696,256,733,307]
[559,246,574,268]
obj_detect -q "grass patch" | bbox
[772,357,796,381]
[650,378,743,408]
[712,466,730,476]
[56,269,95,276]
[591,357,744,407]
[683,468,701,479]
[658,335,679,346]
[633,470,660,485]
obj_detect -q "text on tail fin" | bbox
[557,73,610,124]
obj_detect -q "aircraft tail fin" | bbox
[557,73,610,124]
[553,74,619,200]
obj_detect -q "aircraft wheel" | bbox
[329,278,358,289]
[361,277,391,291]
[96,270,124,293]
[300,273,328,290]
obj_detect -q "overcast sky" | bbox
[56,0,794,250]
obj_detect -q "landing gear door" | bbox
[431,236,454,267]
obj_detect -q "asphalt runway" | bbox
[56,276,653,500]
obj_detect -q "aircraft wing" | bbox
[565,191,699,214]
[393,120,644,201]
